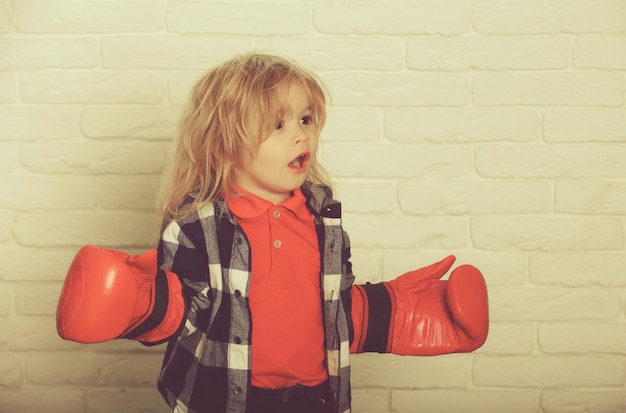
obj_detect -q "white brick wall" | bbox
[1,0,625,412]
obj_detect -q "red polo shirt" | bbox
[225,188,328,389]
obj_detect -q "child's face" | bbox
[234,82,319,205]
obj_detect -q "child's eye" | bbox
[276,120,285,129]
[301,116,313,125]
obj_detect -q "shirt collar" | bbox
[224,187,312,222]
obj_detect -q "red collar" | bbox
[224,187,311,221]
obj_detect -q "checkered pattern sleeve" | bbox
[158,211,210,326]
[156,205,220,410]
[156,200,253,413]
[158,210,209,296]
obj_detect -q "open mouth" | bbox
[289,152,309,169]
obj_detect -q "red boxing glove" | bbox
[350,256,488,355]
[56,246,185,345]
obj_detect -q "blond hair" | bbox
[158,53,331,223]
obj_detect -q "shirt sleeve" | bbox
[158,213,212,331]
[341,229,356,290]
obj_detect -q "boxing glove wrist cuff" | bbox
[352,283,396,353]
[122,268,169,340]
[122,269,185,346]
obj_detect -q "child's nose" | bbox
[293,125,310,144]
[295,134,309,144]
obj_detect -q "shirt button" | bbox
[234,290,241,298]
[234,386,243,395]
[272,210,280,219]
[273,239,282,248]
[234,336,241,344]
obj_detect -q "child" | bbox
[57,53,489,413]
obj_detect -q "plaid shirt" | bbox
[156,184,355,413]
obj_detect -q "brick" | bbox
[351,248,384,284]
[539,322,626,354]
[0,211,12,244]
[398,180,551,215]
[0,249,77,281]
[314,1,469,35]
[324,107,382,143]
[344,216,467,250]
[0,285,10,316]
[98,175,161,210]
[0,176,97,210]
[20,142,165,175]
[0,72,17,103]
[0,389,85,413]
[385,108,539,143]
[488,286,621,321]
[257,37,404,71]
[168,2,309,35]
[0,2,9,34]
[475,145,626,178]
[0,37,98,69]
[383,251,528,287]
[473,355,625,388]
[542,389,626,413]
[574,36,626,69]
[0,354,22,388]
[0,107,78,140]
[0,316,79,351]
[472,217,623,251]
[351,353,471,388]
[168,71,204,106]
[12,0,165,33]
[530,252,626,287]
[13,212,159,247]
[87,388,170,413]
[407,37,568,71]
[0,144,18,173]
[555,180,626,215]
[333,180,395,213]
[322,73,468,107]
[20,71,163,104]
[392,389,541,413]
[81,107,180,140]
[351,388,389,413]
[544,109,626,143]
[15,283,62,316]
[473,72,625,106]
[323,144,470,178]
[473,0,626,34]
[478,322,535,355]
[102,35,251,70]
[26,353,162,386]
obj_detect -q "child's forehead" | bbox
[270,82,314,111]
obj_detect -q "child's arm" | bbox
[349,256,489,355]
[56,246,185,345]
